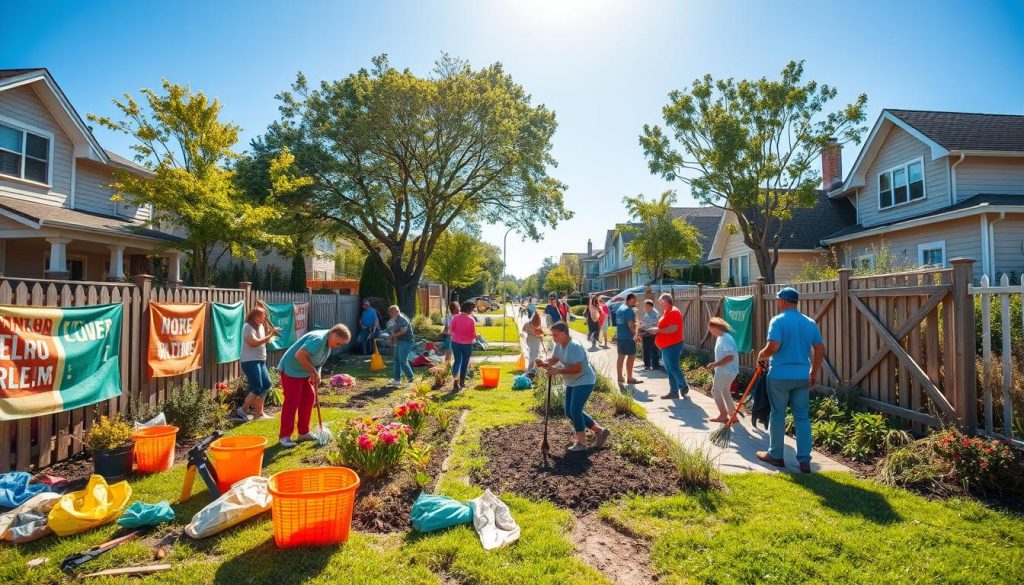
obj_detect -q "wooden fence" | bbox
[0,275,359,473]
[664,258,979,433]
[972,274,1023,448]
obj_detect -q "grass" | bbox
[476,318,522,343]
[566,317,616,339]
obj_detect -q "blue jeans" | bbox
[393,340,414,382]
[358,328,378,355]
[240,360,271,396]
[767,378,812,464]
[564,384,596,432]
[660,342,688,395]
[450,342,473,384]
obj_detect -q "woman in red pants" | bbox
[276,324,351,448]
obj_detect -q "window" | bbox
[0,122,50,184]
[918,241,945,268]
[728,254,750,285]
[878,159,924,209]
[852,253,875,270]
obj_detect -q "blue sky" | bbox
[4,0,1023,277]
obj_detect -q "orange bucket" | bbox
[208,435,268,493]
[480,366,501,388]
[132,425,179,473]
[269,467,361,548]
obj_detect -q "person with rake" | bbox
[536,322,610,452]
[276,324,351,448]
[706,317,739,423]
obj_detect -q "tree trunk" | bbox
[395,279,419,317]
[751,244,776,284]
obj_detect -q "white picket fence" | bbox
[971,274,1023,448]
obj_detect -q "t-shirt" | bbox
[655,306,684,349]
[641,308,660,329]
[449,313,477,345]
[278,330,332,378]
[766,309,824,380]
[360,307,378,330]
[552,339,596,387]
[240,322,267,362]
[615,305,636,339]
[522,320,542,342]
[544,304,561,326]
[389,314,415,343]
[600,304,609,325]
[714,332,740,376]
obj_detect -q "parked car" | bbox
[607,283,698,324]
[467,296,500,312]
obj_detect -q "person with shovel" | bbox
[536,322,610,452]
[276,324,351,448]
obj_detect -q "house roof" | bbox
[887,109,1024,153]
[670,207,725,261]
[0,195,182,243]
[822,194,1024,243]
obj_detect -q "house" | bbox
[559,239,603,293]
[823,109,1024,281]
[0,68,184,282]
[217,236,341,287]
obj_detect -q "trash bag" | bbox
[0,492,61,543]
[133,412,167,430]
[511,375,533,390]
[0,471,52,508]
[47,475,131,537]
[515,353,527,371]
[410,493,473,533]
[469,489,520,550]
[184,476,272,539]
[750,370,770,429]
[370,341,386,371]
[117,501,176,528]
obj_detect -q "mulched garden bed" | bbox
[471,421,681,511]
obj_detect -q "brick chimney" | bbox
[587,239,593,255]
[821,138,843,191]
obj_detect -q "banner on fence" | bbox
[148,302,206,377]
[212,301,245,364]
[723,295,754,352]
[294,302,309,338]
[261,302,296,350]
[0,303,123,421]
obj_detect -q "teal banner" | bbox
[211,301,245,364]
[263,302,296,350]
[723,295,754,352]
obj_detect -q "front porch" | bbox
[0,236,182,282]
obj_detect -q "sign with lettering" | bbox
[723,295,754,353]
[148,302,206,377]
[0,303,122,421]
[293,302,309,339]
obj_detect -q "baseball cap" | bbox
[778,287,800,303]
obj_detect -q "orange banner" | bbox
[148,302,206,378]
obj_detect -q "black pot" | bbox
[92,443,134,482]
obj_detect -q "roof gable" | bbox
[888,109,1024,152]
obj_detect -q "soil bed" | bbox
[472,421,681,511]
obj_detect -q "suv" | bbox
[607,283,698,324]
[467,296,500,312]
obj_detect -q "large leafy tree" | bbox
[426,230,487,303]
[269,54,570,314]
[620,191,703,283]
[560,255,584,295]
[89,81,288,284]
[640,61,868,283]
[544,264,574,295]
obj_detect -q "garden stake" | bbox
[540,374,551,459]
[312,384,332,446]
[709,363,765,448]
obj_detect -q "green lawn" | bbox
[567,316,616,339]
[476,317,521,343]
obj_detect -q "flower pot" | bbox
[92,443,134,483]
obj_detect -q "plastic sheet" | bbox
[47,475,131,537]
[0,492,61,543]
[0,471,52,508]
[469,489,520,550]
[117,501,176,528]
[410,493,473,533]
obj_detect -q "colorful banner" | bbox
[723,295,754,352]
[294,302,310,339]
[262,302,296,351]
[148,302,206,377]
[211,301,245,364]
[0,303,122,421]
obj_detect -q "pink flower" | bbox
[357,434,375,451]
[378,431,398,445]
[395,405,409,418]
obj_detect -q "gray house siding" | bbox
[992,216,1024,280]
[857,126,949,228]
[74,159,117,216]
[0,84,73,207]
[837,216,985,280]
[956,156,1024,200]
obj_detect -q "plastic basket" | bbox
[268,467,361,548]
[208,435,268,493]
[132,425,179,473]
[480,366,501,388]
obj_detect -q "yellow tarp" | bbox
[47,474,131,537]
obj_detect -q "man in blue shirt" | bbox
[615,293,641,388]
[755,287,825,473]
[358,299,379,354]
[543,294,562,327]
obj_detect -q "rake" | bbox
[312,382,333,446]
[709,363,765,448]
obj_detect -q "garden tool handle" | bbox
[726,364,764,426]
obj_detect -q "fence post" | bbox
[837,268,852,386]
[950,258,977,432]
[695,283,704,349]
[134,273,155,408]
[239,281,253,312]
[753,278,766,356]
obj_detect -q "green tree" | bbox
[359,254,397,304]
[620,191,703,284]
[290,253,307,291]
[88,81,289,284]
[270,54,570,314]
[333,244,367,278]
[478,243,504,295]
[544,264,574,295]
[560,255,584,294]
[522,274,539,297]
[535,257,557,294]
[426,231,487,302]
[640,61,868,283]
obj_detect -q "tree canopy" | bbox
[425,230,487,302]
[268,54,570,313]
[640,60,867,283]
[544,264,575,295]
[620,191,703,283]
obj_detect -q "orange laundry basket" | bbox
[208,435,268,493]
[480,366,501,388]
[268,467,361,548]
[133,425,179,473]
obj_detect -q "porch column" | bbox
[167,251,184,286]
[106,245,125,282]
[44,237,71,280]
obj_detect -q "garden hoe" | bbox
[540,374,551,461]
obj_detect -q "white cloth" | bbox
[0,492,60,543]
[469,489,520,550]
[185,476,272,539]
[714,333,740,375]
[241,323,267,362]
[133,412,167,430]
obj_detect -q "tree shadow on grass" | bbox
[213,535,335,585]
[789,473,902,524]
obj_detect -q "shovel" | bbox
[541,374,551,459]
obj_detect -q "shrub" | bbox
[532,371,565,417]
[394,401,428,434]
[934,428,1017,493]
[127,394,161,425]
[333,417,411,479]
[359,255,396,305]
[571,305,588,316]
[810,395,849,422]
[975,354,1024,438]
[669,442,717,489]
[429,312,444,326]
[877,436,947,493]
[594,372,617,394]
[607,392,645,418]
[162,379,223,440]
[86,415,133,451]
[614,426,665,466]
[687,368,713,392]
[411,313,433,332]
[484,316,494,327]
[812,419,847,451]
[680,350,709,370]
[842,412,911,461]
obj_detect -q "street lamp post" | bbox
[500,226,514,359]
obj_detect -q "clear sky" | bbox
[4,0,1023,277]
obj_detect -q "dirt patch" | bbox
[342,384,403,409]
[573,514,658,584]
[472,422,681,511]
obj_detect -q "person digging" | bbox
[276,324,351,448]
[536,322,610,452]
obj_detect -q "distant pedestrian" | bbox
[536,322,610,452]
[441,301,459,363]
[706,317,739,423]
[358,299,379,355]
[598,296,610,348]
[449,301,477,391]
[586,295,601,348]
[236,306,279,422]
[653,293,689,400]
[527,297,536,318]
[522,311,543,376]
[387,305,416,387]
[755,287,825,474]
[557,296,570,323]
[276,324,351,448]
[639,299,661,370]
[544,294,562,327]
[615,293,642,387]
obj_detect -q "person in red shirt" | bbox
[652,293,689,399]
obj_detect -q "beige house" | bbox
[823,109,1024,281]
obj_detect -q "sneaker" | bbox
[296,432,317,443]
[592,428,611,449]
[233,407,249,421]
[799,462,812,473]
[390,379,402,387]
[567,442,588,452]
[756,451,786,467]
[660,392,680,400]
[256,412,274,420]
[279,437,297,448]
